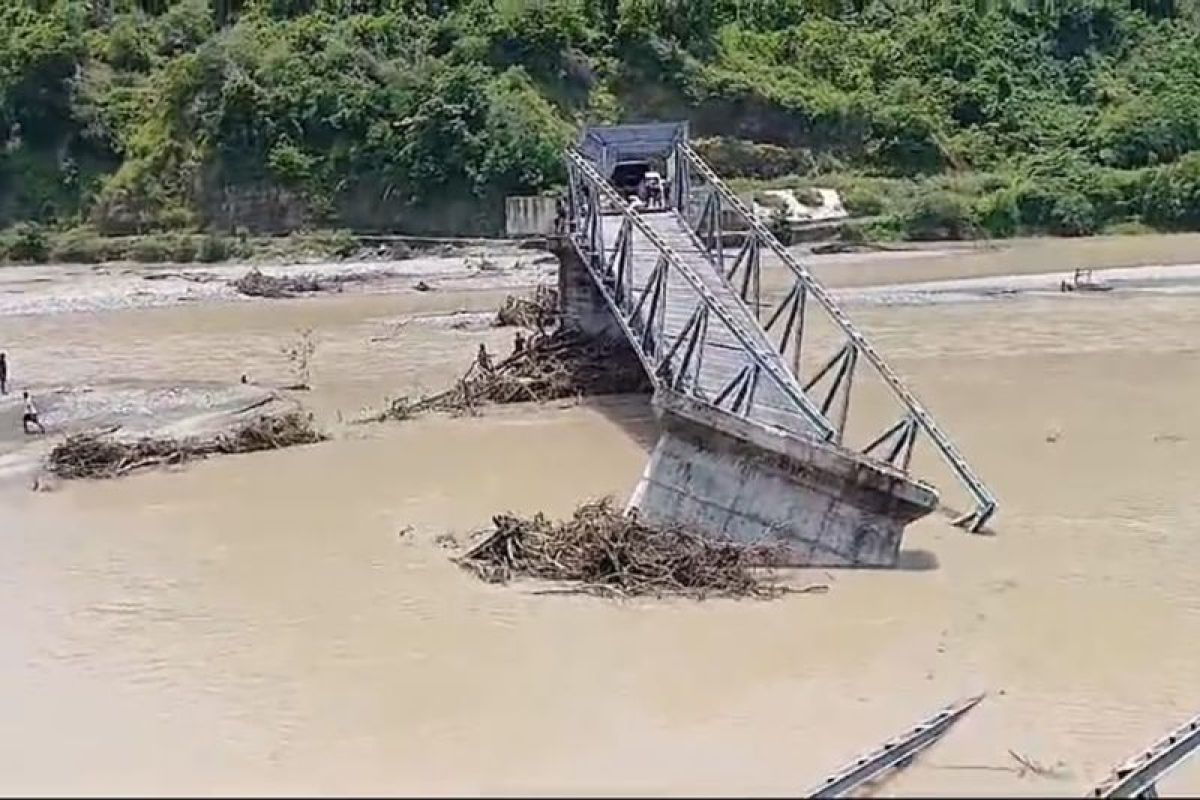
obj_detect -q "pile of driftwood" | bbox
[47,412,325,479]
[230,267,395,298]
[231,268,321,297]
[381,328,650,420]
[495,285,560,330]
[456,499,820,599]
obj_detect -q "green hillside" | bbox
[5,0,1200,251]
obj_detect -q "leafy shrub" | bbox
[311,229,358,258]
[1142,154,1200,231]
[694,137,815,180]
[49,226,111,264]
[841,184,887,216]
[197,234,231,263]
[899,190,977,240]
[6,223,51,263]
[129,234,197,263]
[1103,220,1154,236]
[1012,182,1099,237]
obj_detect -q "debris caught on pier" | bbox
[455,498,827,600]
[378,327,649,421]
[495,285,560,331]
[46,411,325,480]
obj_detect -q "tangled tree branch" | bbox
[47,412,326,480]
[455,498,828,600]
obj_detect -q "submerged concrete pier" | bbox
[631,392,938,567]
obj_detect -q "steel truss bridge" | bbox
[563,123,997,531]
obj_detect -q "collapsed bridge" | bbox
[555,122,997,567]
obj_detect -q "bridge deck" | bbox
[601,209,820,437]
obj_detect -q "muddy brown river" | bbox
[1,240,1199,795]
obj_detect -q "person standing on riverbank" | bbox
[22,391,45,435]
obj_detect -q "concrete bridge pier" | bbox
[630,392,939,567]
[554,236,622,339]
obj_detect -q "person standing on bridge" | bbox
[644,171,664,209]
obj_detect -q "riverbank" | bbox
[5,230,1200,319]
[7,223,1200,278]
[0,225,544,268]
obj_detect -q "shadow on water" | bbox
[584,393,658,453]
[896,549,941,571]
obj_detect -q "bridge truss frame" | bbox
[562,124,999,532]
[563,149,838,439]
[674,143,997,531]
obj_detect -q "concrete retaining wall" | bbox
[505,196,558,237]
[631,392,938,567]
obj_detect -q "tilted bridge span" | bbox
[555,122,996,566]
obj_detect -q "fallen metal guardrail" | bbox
[1092,712,1200,798]
[805,694,985,798]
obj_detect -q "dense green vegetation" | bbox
[5,0,1200,258]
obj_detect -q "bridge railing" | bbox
[1092,711,1200,798]
[676,143,997,532]
[564,148,838,440]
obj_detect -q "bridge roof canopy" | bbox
[579,122,688,170]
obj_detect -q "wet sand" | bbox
[2,238,1200,795]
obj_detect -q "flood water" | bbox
[2,242,1200,795]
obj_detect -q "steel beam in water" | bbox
[1091,712,1200,799]
[805,694,985,798]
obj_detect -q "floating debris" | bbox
[46,412,325,480]
[378,328,649,421]
[495,285,560,331]
[455,498,827,600]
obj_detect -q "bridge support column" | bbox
[552,236,624,338]
[630,392,939,567]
